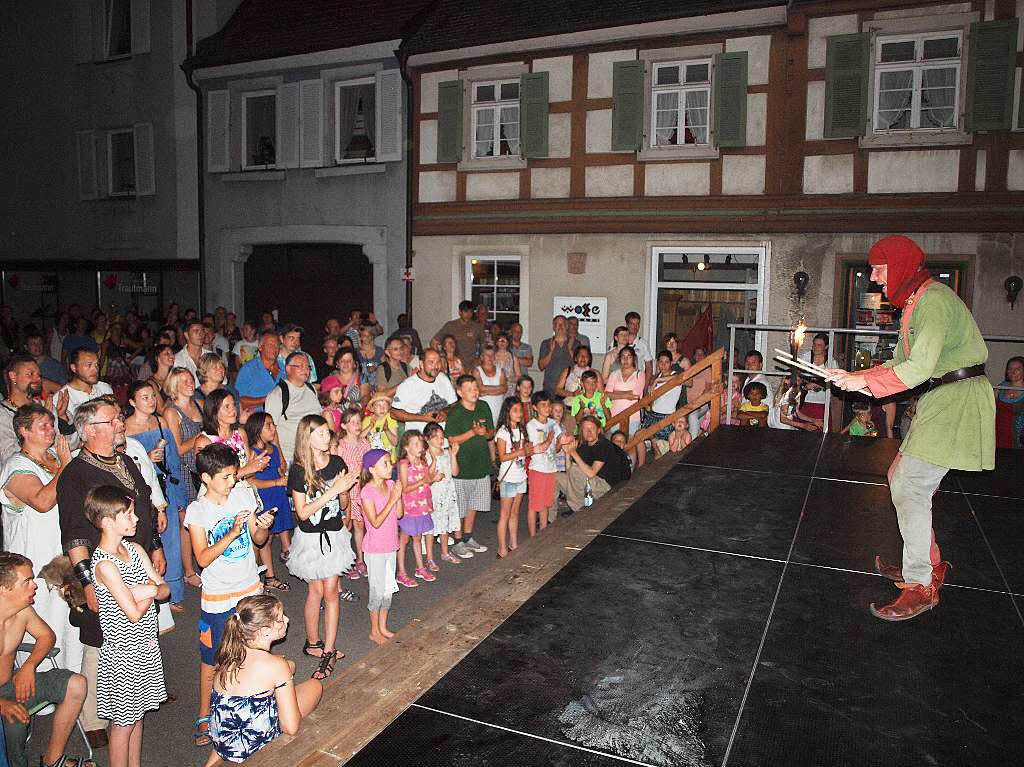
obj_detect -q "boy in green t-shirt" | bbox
[569,370,612,427]
[444,374,495,558]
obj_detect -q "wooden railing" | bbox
[602,347,725,451]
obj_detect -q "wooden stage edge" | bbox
[246,448,691,767]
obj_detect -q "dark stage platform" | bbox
[344,428,1024,766]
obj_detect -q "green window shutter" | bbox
[436,80,463,164]
[611,60,644,151]
[824,33,870,139]
[520,71,549,158]
[713,51,748,148]
[967,18,1019,131]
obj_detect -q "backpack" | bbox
[275,379,317,420]
[380,359,409,383]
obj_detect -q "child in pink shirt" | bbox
[359,449,402,645]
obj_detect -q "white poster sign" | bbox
[553,296,608,352]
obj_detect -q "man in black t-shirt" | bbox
[556,416,631,514]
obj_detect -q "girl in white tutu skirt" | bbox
[286,414,359,680]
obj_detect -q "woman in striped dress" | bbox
[87,486,168,767]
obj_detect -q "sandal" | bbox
[169,603,186,613]
[263,576,291,592]
[278,550,290,563]
[302,639,325,658]
[40,757,97,767]
[193,716,211,747]
[338,588,360,603]
[426,559,440,572]
[311,650,338,680]
[441,552,461,564]
[184,573,202,588]
[396,573,418,588]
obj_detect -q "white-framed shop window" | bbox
[335,77,377,163]
[471,79,520,158]
[464,256,522,329]
[242,90,277,169]
[648,245,768,358]
[873,31,961,132]
[650,59,712,147]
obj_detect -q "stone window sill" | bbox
[858,131,973,149]
[220,171,285,182]
[315,164,387,178]
[637,145,720,162]
[457,156,527,172]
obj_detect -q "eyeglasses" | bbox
[89,415,125,426]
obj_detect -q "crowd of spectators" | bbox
[1,298,1019,766]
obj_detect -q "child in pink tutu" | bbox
[396,431,436,587]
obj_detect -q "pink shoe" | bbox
[396,573,418,587]
[426,559,440,572]
[356,560,368,577]
[344,566,361,580]
[414,567,436,582]
[440,553,461,564]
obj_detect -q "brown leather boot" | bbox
[874,556,952,589]
[870,582,939,621]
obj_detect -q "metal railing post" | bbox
[727,325,736,425]
[825,329,835,434]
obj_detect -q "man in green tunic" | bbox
[828,236,995,622]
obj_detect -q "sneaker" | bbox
[415,567,436,582]
[426,559,440,572]
[338,588,360,602]
[451,541,474,559]
[344,566,361,580]
[441,552,461,564]
[447,536,456,546]
[465,537,488,553]
[355,560,368,577]
[396,573,418,587]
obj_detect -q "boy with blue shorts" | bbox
[183,444,274,746]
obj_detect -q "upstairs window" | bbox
[108,128,135,196]
[335,78,377,163]
[651,60,712,146]
[873,32,961,131]
[472,80,520,158]
[242,91,277,169]
[105,0,132,58]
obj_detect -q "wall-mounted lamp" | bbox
[1006,275,1022,309]
[697,254,710,271]
[793,271,809,298]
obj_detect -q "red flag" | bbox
[681,305,714,360]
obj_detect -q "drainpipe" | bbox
[181,0,206,314]
[397,50,414,323]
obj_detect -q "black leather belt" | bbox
[926,364,985,391]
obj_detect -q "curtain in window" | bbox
[475,107,494,157]
[655,91,679,145]
[876,70,913,129]
[499,105,519,156]
[336,84,376,160]
[920,67,956,128]
[684,90,708,144]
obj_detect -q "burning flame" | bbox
[793,322,807,350]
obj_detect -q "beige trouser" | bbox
[555,464,611,512]
[79,645,110,731]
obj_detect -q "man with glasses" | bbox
[265,352,320,464]
[55,397,165,748]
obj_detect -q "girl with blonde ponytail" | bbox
[204,595,322,765]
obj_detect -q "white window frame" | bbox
[649,59,713,149]
[107,127,136,197]
[872,31,962,133]
[648,245,769,357]
[471,79,521,159]
[463,255,523,329]
[104,0,132,60]
[241,90,278,170]
[334,76,377,165]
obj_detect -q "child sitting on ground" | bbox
[656,415,693,456]
[737,382,769,428]
[609,431,637,471]
[843,401,879,437]
[205,594,322,766]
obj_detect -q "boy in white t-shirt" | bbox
[231,322,259,371]
[183,442,275,747]
[526,391,562,533]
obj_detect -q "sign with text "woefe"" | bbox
[553,296,607,352]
